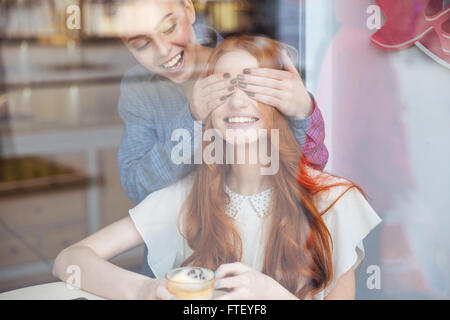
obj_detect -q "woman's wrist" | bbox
[294,91,313,120]
[134,278,156,300]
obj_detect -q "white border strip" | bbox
[415,41,450,69]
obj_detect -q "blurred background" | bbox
[0,0,449,299]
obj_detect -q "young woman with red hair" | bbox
[53,36,381,300]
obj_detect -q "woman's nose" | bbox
[153,35,170,57]
[228,89,250,110]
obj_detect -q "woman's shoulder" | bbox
[128,175,195,279]
[306,167,359,213]
[307,167,382,240]
[130,174,195,217]
[307,168,382,299]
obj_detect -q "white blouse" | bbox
[129,171,382,299]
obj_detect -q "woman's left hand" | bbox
[237,49,313,120]
[213,262,297,300]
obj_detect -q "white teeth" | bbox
[163,53,182,69]
[227,117,257,123]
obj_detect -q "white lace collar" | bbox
[224,185,272,218]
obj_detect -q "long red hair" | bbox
[179,36,359,299]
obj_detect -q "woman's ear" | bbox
[183,0,196,25]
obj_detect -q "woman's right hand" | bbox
[190,73,235,121]
[136,278,176,300]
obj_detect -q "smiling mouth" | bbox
[225,116,259,124]
[161,51,184,72]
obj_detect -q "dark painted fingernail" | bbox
[230,79,237,85]
[228,86,235,91]
[224,73,231,79]
[243,68,251,74]
[246,91,255,97]
[238,82,247,88]
[237,74,245,81]
[220,95,228,101]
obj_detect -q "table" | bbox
[0,281,226,300]
[0,282,106,300]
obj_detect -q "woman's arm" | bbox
[324,267,355,300]
[53,216,160,300]
[289,99,329,170]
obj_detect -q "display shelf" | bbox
[0,156,90,197]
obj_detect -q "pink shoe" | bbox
[416,19,450,66]
[434,15,450,54]
[371,0,449,51]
